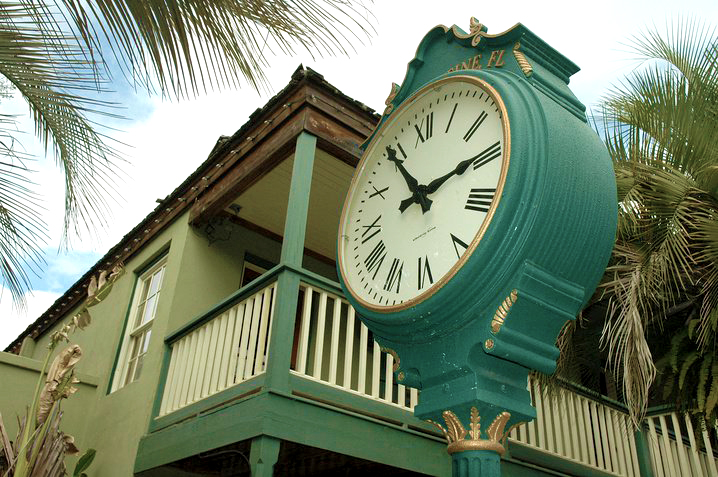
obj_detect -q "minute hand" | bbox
[425,157,475,194]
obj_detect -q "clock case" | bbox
[337,21,617,427]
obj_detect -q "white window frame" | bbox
[240,261,268,288]
[111,257,167,391]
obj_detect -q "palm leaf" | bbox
[598,18,718,423]
[55,0,374,97]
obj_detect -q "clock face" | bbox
[338,75,509,311]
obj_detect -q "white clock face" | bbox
[338,76,509,311]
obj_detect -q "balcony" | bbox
[137,263,718,476]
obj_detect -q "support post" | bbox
[280,132,317,266]
[249,435,280,477]
[431,408,511,477]
[264,132,317,392]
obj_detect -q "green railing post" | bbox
[264,132,317,392]
[634,425,656,477]
[249,435,281,477]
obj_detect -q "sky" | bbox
[1,0,717,349]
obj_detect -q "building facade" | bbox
[1,67,716,477]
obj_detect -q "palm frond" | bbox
[598,18,718,424]
[58,0,375,98]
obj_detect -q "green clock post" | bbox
[337,19,617,477]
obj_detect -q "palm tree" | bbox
[0,0,373,307]
[598,18,718,425]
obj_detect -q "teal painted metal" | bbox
[452,450,501,477]
[337,18,618,457]
[249,435,280,477]
[280,131,317,266]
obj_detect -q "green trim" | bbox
[149,374,265,433]
[249,435,280,477]
[164,264,284,343]
[507,441,619,477]
[135,389,450,476]
[633,426,656,477]
[0,352,99,386]
[262,270,301,392]
[552,377,629,413]
[288,372,439,434]
[294,266,344,296]
[280,132,317,266]
[645,404,677,416]
[163,262,344,347]
[148,343,173,429]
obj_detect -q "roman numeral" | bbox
[445,103,458,133]
[365,240,386,279]
[463,112,488,142]
[465,188,496,213]
[383,258,403,293]
[414,112,434,147]
[450,233,469,259]
[472,141,502,170]
[369,185,389,199]
[417,256,434,289]
[396,142,408,159]
[361,215,381,244]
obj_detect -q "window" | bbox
[113,257,167,390]
[239,253,273,288]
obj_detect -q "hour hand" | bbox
[399,189,432,213]
[385,145,419,191]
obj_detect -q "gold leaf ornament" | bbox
[429,408,511,455]
[451,17,488,47]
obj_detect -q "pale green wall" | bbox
[0,351,99,473]
[0,203,341,476]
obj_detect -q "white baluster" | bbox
[343,306,356,390]
[328,297,342,385]
[312,292,328,379]
[358,324,368,394]
[296,286,313,374]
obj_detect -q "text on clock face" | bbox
[341,79,507,308]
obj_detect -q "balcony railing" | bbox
[509,381,640,476]
[158,282,275,416]
[644,410,718,477]
[290,283,418,411]
[154,265,718,477]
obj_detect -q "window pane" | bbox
[134,301,148,329]
[140,294,157,326]
[133,354,145,382]
[124,357,137,386]
[141,329,152,354]
[148,268,164,297]
[128,334,141,360]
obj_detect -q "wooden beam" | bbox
[189,109,308,225]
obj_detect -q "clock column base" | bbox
[451,450,501,477]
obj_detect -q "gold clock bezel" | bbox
[338,75,511,313]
